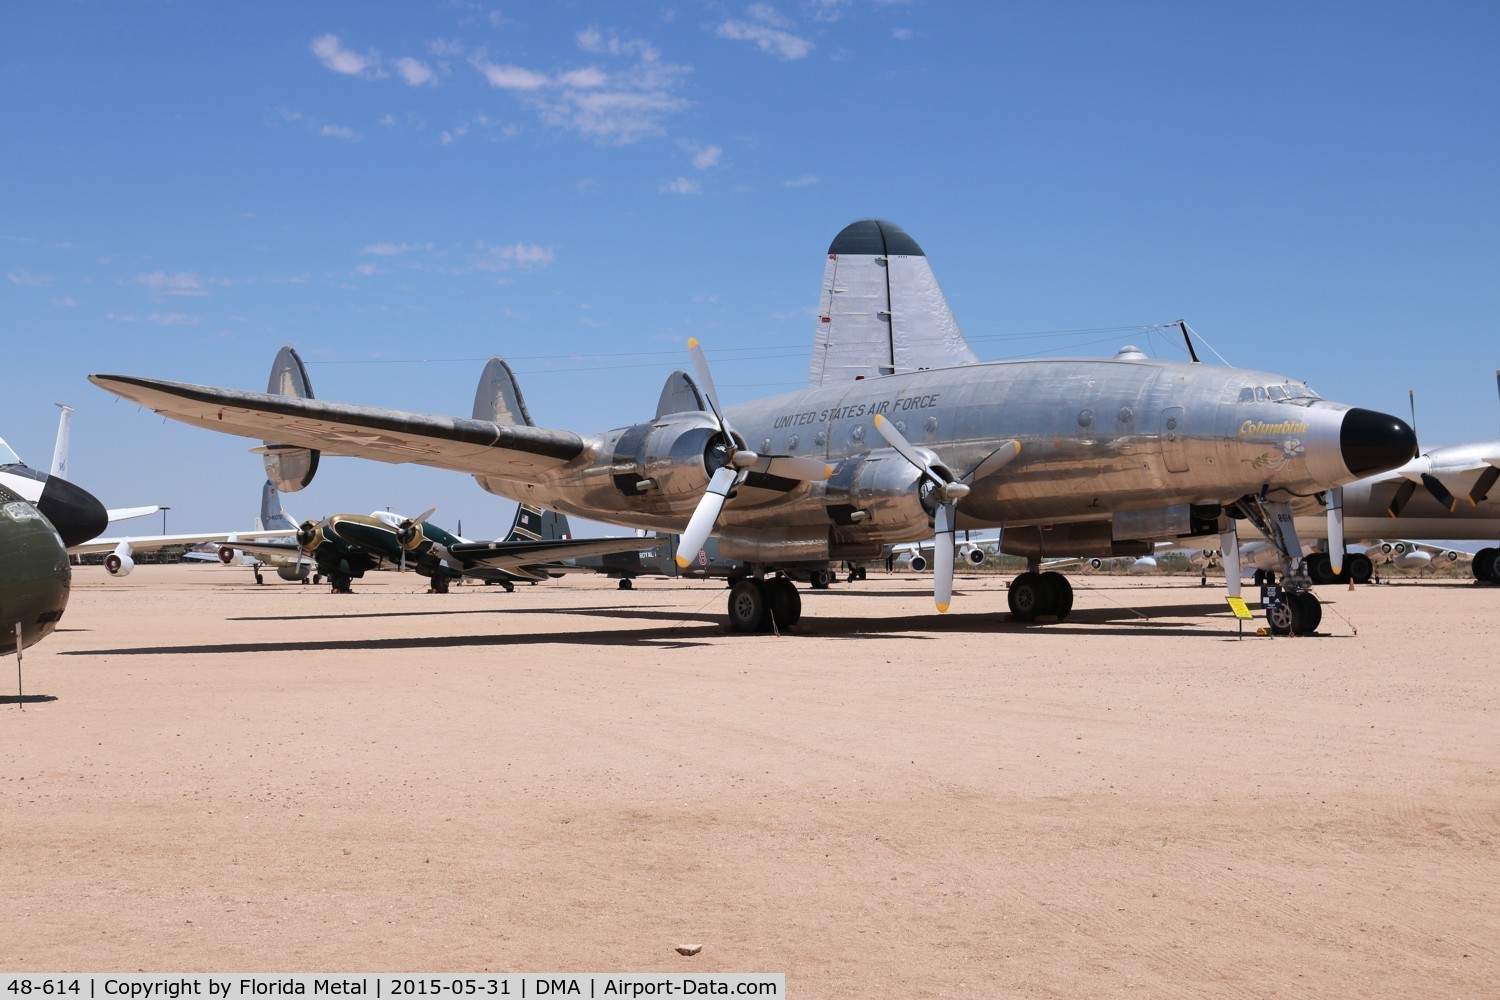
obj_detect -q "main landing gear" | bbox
[1006,570,1074,623]
[1266,589,1322,636]
[1473,547,1500,584]
[726,576,802,633]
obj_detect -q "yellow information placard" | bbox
[1225,596,1254,620]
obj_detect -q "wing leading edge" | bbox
[89,375,590,482]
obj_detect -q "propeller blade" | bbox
[1327,486,1344,576]
[962,440,1021,486]
[752,454,832,482]
[414,507,436,526]
[872,414,951,492]
[934,503,956,613]
[1219,526,1241,599]
[1470,465,1499,505]
[687,338,725,422]
[1387,479,1417,517]
[1420,473,1458,512]
[675,465,738,569]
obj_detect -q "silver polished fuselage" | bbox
[478,356,1356,561]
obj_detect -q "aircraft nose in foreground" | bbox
[1340,407,1418,477]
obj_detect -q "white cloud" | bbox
[394,56,436,86]
[474,242,555,272]
[782,174,820,187]
[311,34,380,78]
[147,312,198,326]
[892,27,913,41]
[475,60,549,91]
[7,269,52,286]
[360,242,428,256]
[320,124,361,141]
[557,67,607,88]
[135,271,208,296]
[679,141,723,169]
[660,176,701,195]
[716,6,814,60]
[353,263,383,277]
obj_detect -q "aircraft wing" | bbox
[107,505,160,524]
[210,539,302,560]
[449,536,661,573]
[89,375,590,481]
[69,528,293,556]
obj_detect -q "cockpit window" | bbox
[1237,384,1322,404]
[0,439,20,465]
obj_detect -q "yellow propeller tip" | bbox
[687,337,699,348]
[936,603,950,613]
[873,414,884,426]
[673,556,692,569]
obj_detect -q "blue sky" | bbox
[4,1,1497,538]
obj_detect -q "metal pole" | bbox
[161,506,171,535]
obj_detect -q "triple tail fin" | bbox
[257,345,320,492]
[808,219,978,387]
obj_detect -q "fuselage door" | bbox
[1162,405,1188,473]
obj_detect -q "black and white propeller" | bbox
[675,339,830,569]
[873,413,1020,613]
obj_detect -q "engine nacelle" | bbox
[104,545,135,576]
[218,545,238,565]
[909,553,928,572]
[610,414,722,500]
[1128,556,1158,574]
[960,544,987,567]
[824,449,944,537]
[277,564,311,582]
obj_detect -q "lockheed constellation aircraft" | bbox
[90,220,1418,633]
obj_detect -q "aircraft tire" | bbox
[1474,547,1498,583]
[1007,572,1045,621]
[809,570,834,590]
[1039,571,1073,621]
[727,579,767,633]
[1348,554,1373,585]
[330,573,353,594]
[1266,591,1321,636]
[431,576,450,594]
[766,577,801,629]
[618,578,633,590]
[1305,553,1336,585]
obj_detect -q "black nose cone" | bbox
[36,475,109,548]
[1341,407,1418,478]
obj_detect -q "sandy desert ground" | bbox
[3,564,1496,997]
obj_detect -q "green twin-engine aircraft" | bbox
[92,220,1419,634]
[231,500,658,594]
